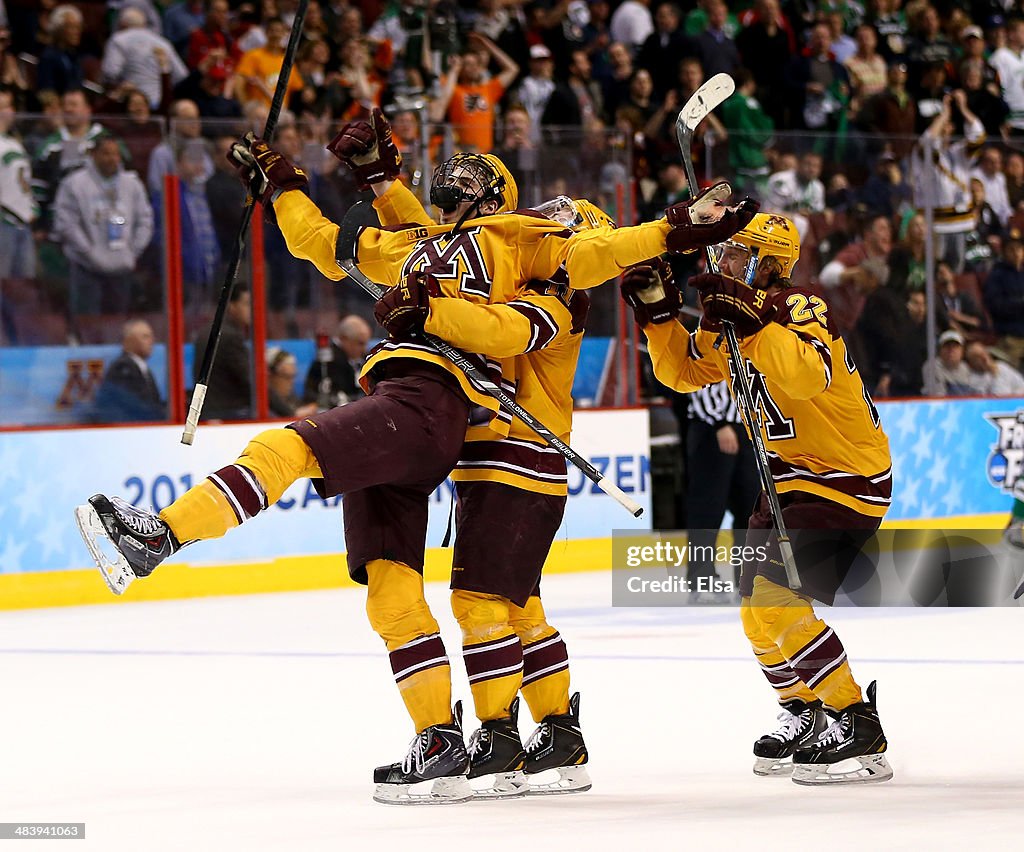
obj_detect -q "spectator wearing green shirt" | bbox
[720,68,774,194]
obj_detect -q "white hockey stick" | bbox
[674,73,802,591]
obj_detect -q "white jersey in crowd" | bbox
[0,134,38,226]
[989,45,1024,131]
[908,117,985,235]
[764,169,824,241]
[101,26,189,109]
[609,0,654,49]
[764,169,825,216]
[969,166,1013,226]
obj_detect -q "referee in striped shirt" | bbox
[685,379,759,587]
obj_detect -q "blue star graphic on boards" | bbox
[941,479,964,517]
[911,428,934,466]
[900,476,921,516]
[939,403,961,439]
[0,535,30,574]
[37,513,69,564]
[927,454,948,493]
[0,439,21,491]
[892,403,919,443]
[15,476,49,527]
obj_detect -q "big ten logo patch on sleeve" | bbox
[401,226,493,298]
[57,359,105,408]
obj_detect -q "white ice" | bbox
[1,572,1021,851]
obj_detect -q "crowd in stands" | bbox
[1,0,1024,411]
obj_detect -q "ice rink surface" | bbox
[2,571,1021,852]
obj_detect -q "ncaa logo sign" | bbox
[985,410,1024,490]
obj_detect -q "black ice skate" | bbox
[523,691,591,795]
[792,681,893,785]
[752,698,828,776]
[372,702,472,805]
[75,495,181,595]
[466,697,529,799]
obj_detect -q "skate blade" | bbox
[792,754,893,786]
[372,775,473,805]
[74,504,134,596]
[526,765,592,795]
[753,756,793,777]
[470,771,529,800]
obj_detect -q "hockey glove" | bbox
[665,183,759,254]
[690,272,777,338]
[227,132,308,205]
[374,271,442,339]
[620,259,681,326]
[326,107,402,191]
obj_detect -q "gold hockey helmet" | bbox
[573,198,616,231]
[430,152,519,215]
[532,196,617,231]
[713,212,801,284]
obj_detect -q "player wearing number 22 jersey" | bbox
[621,211,893,787]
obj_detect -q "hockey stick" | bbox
[674,73,802,590]
[181,0,310,445]
[336,205,643,518]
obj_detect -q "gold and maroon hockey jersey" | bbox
[644,287,892,517]
[273,187,648,485]
[371,181,590,496]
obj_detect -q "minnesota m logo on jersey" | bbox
[401,227,493,298]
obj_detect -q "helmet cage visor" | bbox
[713,240,760,284]
[429,155,504,214]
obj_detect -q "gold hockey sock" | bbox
[509,596,570,722]
[161,428,321,543]
[451,590,523,722]
[750,576,863,711]
[366,559,452,732]
[740,597,818,704]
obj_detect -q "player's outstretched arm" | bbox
[273,191,346,281]
[372,178,433,227]
[556,185,758,290]
[424,288,580,358]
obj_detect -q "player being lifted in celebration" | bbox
[329,109,633,798]
[75,126,749,804]
[620,213,894,785]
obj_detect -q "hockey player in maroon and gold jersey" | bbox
[329,111,621,797]
[75,126,752,804]
[620,213,894,786]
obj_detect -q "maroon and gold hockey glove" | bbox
[665,183,759,254]
[228,132,308,205]
[620,258,681,326]
[326,107,402,191]
[690,272,777,338]
[374,271,442,339]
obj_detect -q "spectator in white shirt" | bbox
[610,0,654,53]
[970,145,1013,226]
[989,16,1024,136]
[764,150,826,240]
[102,6,188,109]
[964,339,1024,396]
